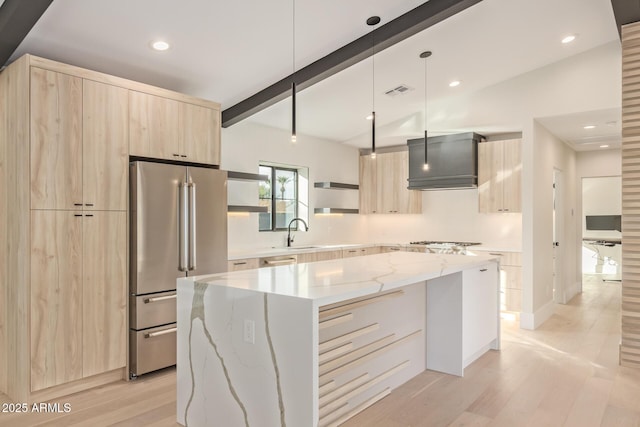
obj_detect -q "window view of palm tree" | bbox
[259,165,298,231]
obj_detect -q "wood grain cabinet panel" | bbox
[30,210,83,391]
[129,91,180,160]
[228,258,260,272]
[359,151,421,215]
[30,68,83,210]
[181,103,221,165]
[478,139,521,213]
[83,80,128,211]
[82,211,127,377]
[359,155,377,214]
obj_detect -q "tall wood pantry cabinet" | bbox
[0,54,222,403]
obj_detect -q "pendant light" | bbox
[291,0,297,143]
[367,16,380,159]
[420,51,432,170]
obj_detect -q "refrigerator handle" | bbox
[178,182,189,272]
[188,182,197,271]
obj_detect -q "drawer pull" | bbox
[145,327,177,338]
[264,258,296,265]
[85,214,94,217]
[480,268,488,272]
[74,214,82,217]
[233,261,247,266]
[144,294,177,304]
[74,203,83,206]
[85,203,94,207]
[489,253,503,256]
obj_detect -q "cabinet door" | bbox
[359,155,377,214]
[396,151,422,214]
[30,68,83,210]
[181,103,221,165]
[129,91,180,160]
[228,258,260,272]
[83,81,128,211]
[83,211,127,377]
[376,152,397,213]
[501,139,522,213]
[30,210,83,391]
[478,141,503,213]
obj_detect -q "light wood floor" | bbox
[1,275,638,426]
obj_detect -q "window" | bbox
[258,163,308,231]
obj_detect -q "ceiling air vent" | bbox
[384,84,413,97]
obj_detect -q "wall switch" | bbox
[243,319,255,344]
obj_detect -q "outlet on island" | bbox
[243,319,255,344]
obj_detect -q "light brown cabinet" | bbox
[82,211,127,378]
[228,258,260,272]
[129,91,221,165]
[297,250,343,263]
[30,68,83,210]
[478,139,521,213]
[30,68,128,211]
[359,151,422,214]
[30,211,83,391]
[342,246,382,258]
[29,210,126,391]
[83,80,129,211]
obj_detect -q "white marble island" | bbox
[177,252,499,427]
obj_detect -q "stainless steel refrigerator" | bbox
[129,161,227,378]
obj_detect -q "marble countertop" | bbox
[191,251,498,306]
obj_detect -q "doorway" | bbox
[581,176,622,283]
[553,169,565,304]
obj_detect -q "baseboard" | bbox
[564,281,581,303]
[520,299,555,330]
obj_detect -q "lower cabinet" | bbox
[297,250,342,263]
[30,210,126,391]
[472,249,522,312]
[228,258,260,272]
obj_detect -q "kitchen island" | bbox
[176,252,499,427]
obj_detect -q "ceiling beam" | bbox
[611,0,640,37]
[0,0,53,68]
[221,0,483,128]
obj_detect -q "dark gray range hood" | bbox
[407,132,483,190]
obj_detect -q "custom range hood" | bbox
[407,132,483,190]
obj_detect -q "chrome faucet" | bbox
[287,218,309,247]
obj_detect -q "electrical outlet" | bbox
[243,319,255,344]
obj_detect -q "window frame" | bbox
[259,164,299,232]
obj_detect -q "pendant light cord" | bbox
[291,0,297,142]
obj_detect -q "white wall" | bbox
[222,122,367,253]
[364,189,522,249]
[521,122,578,329]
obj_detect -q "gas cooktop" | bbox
[409,241,482,246]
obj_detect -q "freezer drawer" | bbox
[130,291,177,330]
[129,324,176,377]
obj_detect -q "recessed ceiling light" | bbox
[600,144,610,148]
[365,114,374,120]
[151,40,170,51]
[561,34,576,44]
[449,80,461,87]
[583,125,596,129]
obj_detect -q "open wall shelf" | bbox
[228,205,268,213]
[314,182,359,190]
[314,208,359,214]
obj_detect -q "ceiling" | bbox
[8,0,621,151]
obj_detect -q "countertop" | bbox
[190,251,498,306]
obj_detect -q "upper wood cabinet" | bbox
[30,67,83,210]
[30,68,128,211]
[83,80,129,211]
[359,151,422,214]
[478,139,521,213]
[129,91,221,165]
[182,102,221,165]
